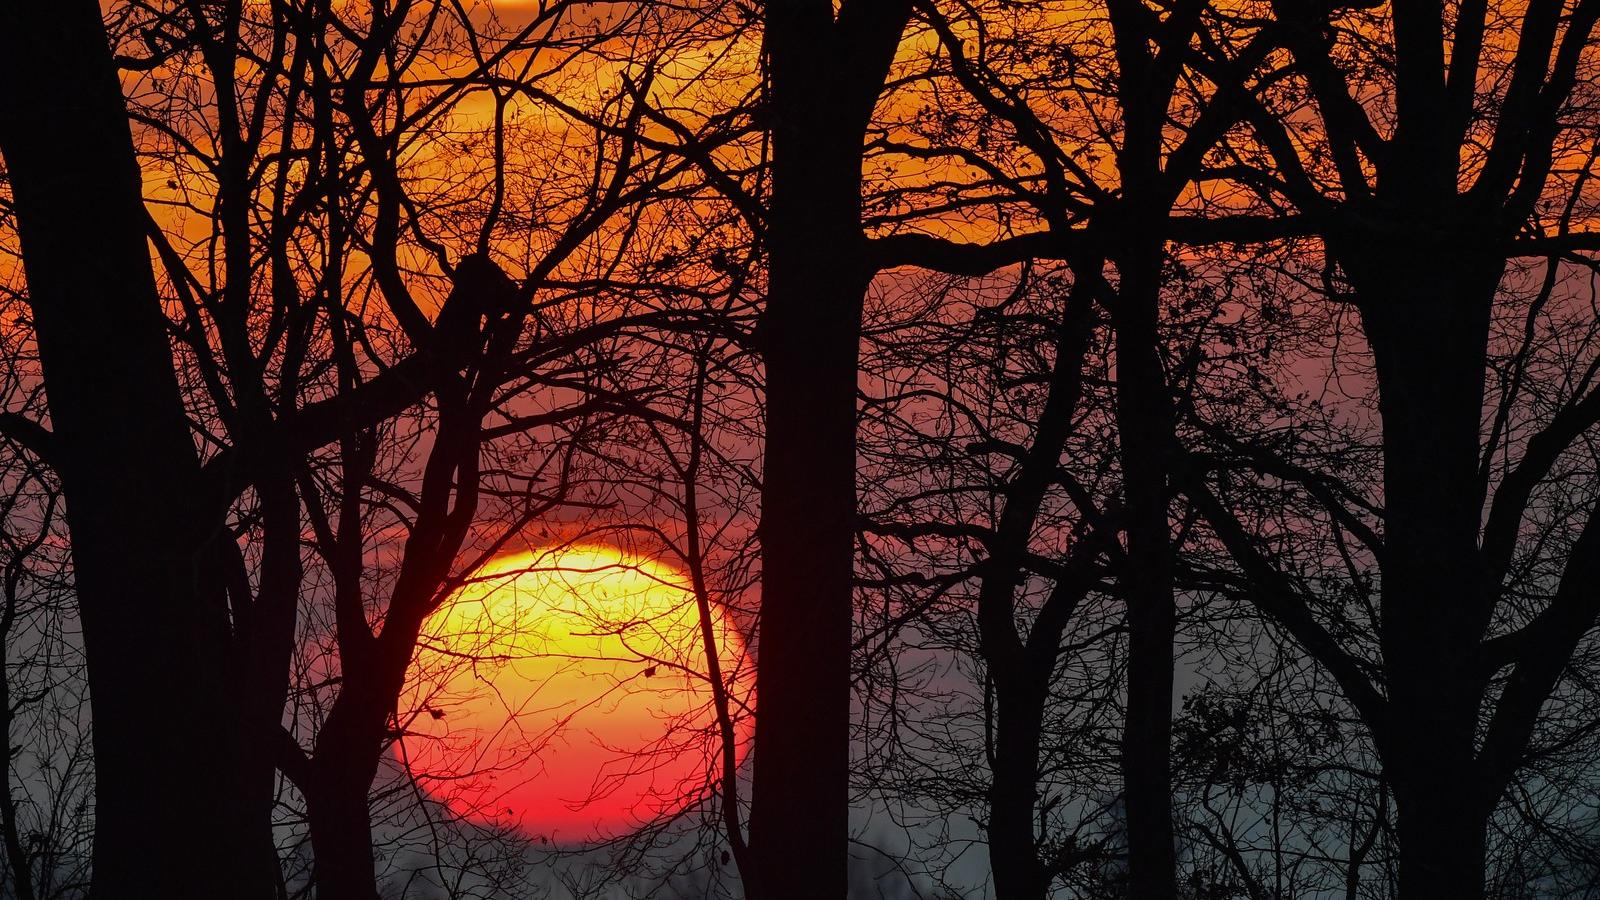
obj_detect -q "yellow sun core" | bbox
[397,544,753,843]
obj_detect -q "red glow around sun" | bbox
[396,545,754,843]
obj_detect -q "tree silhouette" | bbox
[745,3,916,898]
[0,3,290,894]
[4,1,1600,898]
[1179,3,1600,896]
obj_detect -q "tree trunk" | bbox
[1389,750,1491,900]
[745,4,908,898]
[0,4,278,897]
[988,676,1051,900]
[307,729,384,900]
[304,606,429,900]
[1345,235,1505,900]
[746,126,866,900]
[1111,247,1179,900]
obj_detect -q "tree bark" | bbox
[1390,764,1491,900]
[0,3,278,897]
[306,696,388,900]
[746,3,909,897]
[988,677,1052,900]
[746,118,868,900]
[1101,3,1198,884]
[1109,242,1179,900]
[1342,232,1505,900]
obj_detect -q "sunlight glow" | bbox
[397,545,753,843]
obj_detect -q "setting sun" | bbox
[397,545,753,843]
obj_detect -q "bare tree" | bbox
[742,2,921,897]
[1174,2,1600,895]
[0,3,293,893]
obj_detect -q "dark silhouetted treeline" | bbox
[2,1,1600,898]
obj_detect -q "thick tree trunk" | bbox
[0,4,278,897]
[307,730,384,900]
[1390,759,1491,900]
[1111,248,1179,900]
[745,5,908,898]
[1346,236,1505,900]
[746,132,866,900]
[988,678,1051,900]
[304,610,428,900]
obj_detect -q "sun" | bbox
[397,544,754,843]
